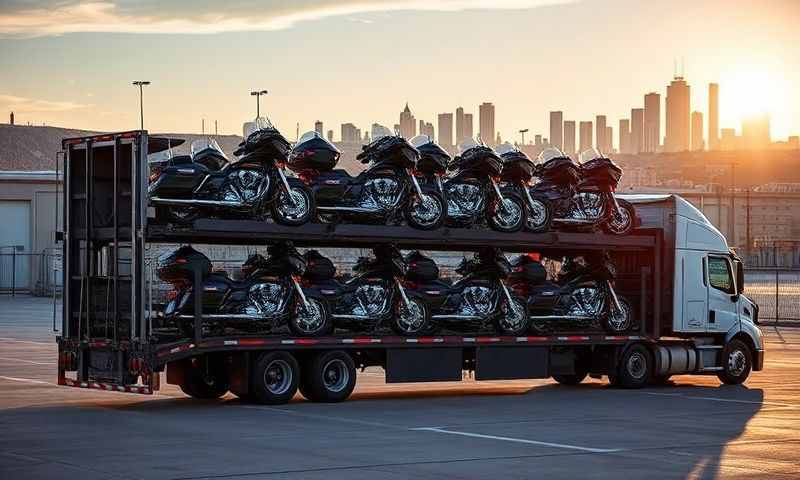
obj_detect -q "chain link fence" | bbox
[744,268,800,325]
[0,249,62,296]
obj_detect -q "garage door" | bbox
[0,201,31,292]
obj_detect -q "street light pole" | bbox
[132,81,150,130]
[519,128,529,146]
[250,90,268,119]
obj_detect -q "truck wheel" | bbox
[553,373,588,385]
[180,359,229,399]
[250,351,300,405]
[717,339,752,385]
[303,351,356,403]
[617,344,652,389]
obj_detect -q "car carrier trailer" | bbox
[56,130,763,404]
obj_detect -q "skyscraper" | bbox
[605,126,613,152]
[619,119,630,154]
[438,113,453,146]
[341,123,360,143]
[708,83,719,150]
[742,113,770,149]
[579,121,593,152]
[420,120,435,139]
[314,120,323,136]
[327,130,333,142]
[455,107,465,144]
[479,102,495,146]
[549,111,563,151]
[463,113,474,142]
[631,108,644,154]
[563,120,576,155]
[665,76,691,152]
[399,103,416,139]
[691,111,704,151]
[595,115,607,153]
[643,92,660,153]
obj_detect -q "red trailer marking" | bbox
[63,378,152,395]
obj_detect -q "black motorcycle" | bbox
[528,147,636,235]
[157,244,331,337]
[443,140,526,232]
[305,245,433,336]
[410,135,450,196]
[149,121,315,226]
[509,253,633,334]
[425,247,530,335]
[495,143,551,232]
[288,132,446,230]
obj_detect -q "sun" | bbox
[718,68,787,130]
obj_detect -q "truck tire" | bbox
[553,373,588,385]
[302,350,356,403]
[717,339,752,385]
[616,344,652,389]
[180,359,229,400]
[250,351,300,405]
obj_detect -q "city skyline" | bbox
[0,0,797,141]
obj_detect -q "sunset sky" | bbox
[0,0,798,143]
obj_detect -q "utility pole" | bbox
[250,90,268,119]
[519,128,529,146]
[215,120,218,136]
[132,81,150,130]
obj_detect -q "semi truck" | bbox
[56,131,763,404]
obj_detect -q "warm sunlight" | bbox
[719,67,787,133]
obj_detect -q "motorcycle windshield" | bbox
[535,147,567,166]
[410,135,434,149]
[458,138,480,154]
[244,117,276,138]
[578,147,604,165]
[494,142,518,156]
[190,138,226,159]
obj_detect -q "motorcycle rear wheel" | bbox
[487,192,525,233]
[405,190,446,230]
[272,185,315,226]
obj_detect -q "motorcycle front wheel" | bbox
[272,185,315,226]
[525,195,552,233]
[405,189,446,230]
[603,297,633,334]
[392,296,431,336]
[495,296,530,335]
[487,192,525,233]
[603,199,636,235]
[289,296,332,337]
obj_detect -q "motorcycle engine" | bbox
[246,282,287,316]
[567,287,603,317]
[222,169,268,204]
[459,286,494,316]
[352,283,389,316]
[569,192,603,221]
[446,182,483,218]
[360,177,402,211]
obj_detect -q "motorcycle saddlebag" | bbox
[304,250,337,281]
[405,251,439,282]
[510,255,548,284]
[288,134,341,172]
[157,246,212,283]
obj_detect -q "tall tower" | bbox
[9,112,14,125]
[665,76,691,152]
[579,121,593,152]
[463,113,474,142]
[479,102,495,146]
[314,120,323,136]
[399,103,416,139]
[605,126,613,152]
[691,111,704,151]
[631,108,644,154]
[438,113,453,147]
[563,120,576,155]
[455,107,465,144]
[643,92,660,152]
[619,118,631,154]
[549,111,563,151]
[595,115,607,153]
[708,83,719,150]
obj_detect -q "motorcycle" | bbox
[528,147,636,235]
[288,131,446,230]
[410,135,450,196]
[495,143,551,232]
[157,244,331,338]
[508,253,633,334]
[305,245,433,336]
[149,120,315,226]
[443,139,526,232]
[426,247,530,335]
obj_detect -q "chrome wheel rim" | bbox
[397,299,425,333]
[322,359,349,393]
[500,300,525,332]
[410,193,442,227]
[277,188,310,221]
[495,198,522,229]
[263,359,292,395]
[627,352,647,380]
[607,300,631,332]
[728,350,747,377]
[607,207,632,234]
[296,299,325,334]
[527,199,548,228]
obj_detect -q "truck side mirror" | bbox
[735,261,745,295]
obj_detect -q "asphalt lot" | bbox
[1,295,799,479]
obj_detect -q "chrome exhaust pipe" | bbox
[150,197,243,208]
[527,315,594,321]
[179,313,264,320]
[431,314,483,320]
[317,206,379,213]
[553,218,594,224]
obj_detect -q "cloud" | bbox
[0,0,574,38]
[0,94,90,112]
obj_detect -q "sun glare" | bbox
[719,68,787,128]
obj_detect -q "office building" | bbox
[691,111,704,151]
[605,126,613,153]
[549,111,563,150]
[708,83,719,150]
[579,121,593,152]
[326,130,333,142]
[438,113,453,146]
[631,108,644,154]
[399,103,416,139]
[643,92,660,152]
[563,120,576,155]
[665,76,691,152]
[455,107,465,144]
[534,134,542,146]
[595,115,607,152]
[314,120,323,136]
[463,113,474,143]
[341,123,361,143]
[479,102,495,146]
[619,119,631,154]
[419,120,434,139]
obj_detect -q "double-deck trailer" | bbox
[56,131,763,404]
